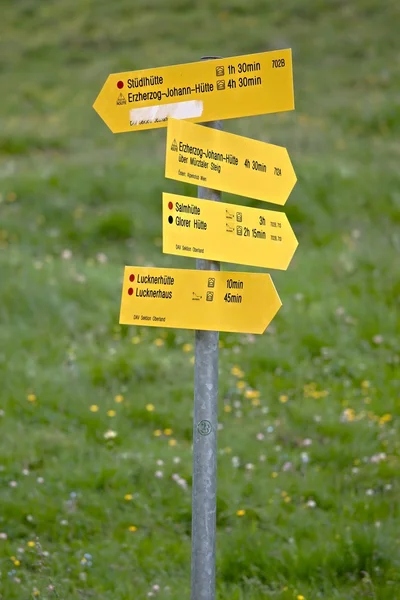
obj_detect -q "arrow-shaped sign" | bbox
[162,193,298,270]
[166,118,296,205]
[93,49,294,134]
[119,266,281,334]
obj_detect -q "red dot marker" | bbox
[128,288,133,295]
[129,274,135,282]
[168,202,173,210]
[117,81,124,89]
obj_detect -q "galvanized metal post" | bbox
[190,57,222,600]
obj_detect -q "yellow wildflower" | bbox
[284,496,291,503]
[271,472,278,478]
[379,413,392,425]
[27,541,35,548]
[114,394,124,403]
[131,336,140,344]
[146,404,155,412]
[279,394,288,403]
[313,390,328,399]
[154,338,164,347]
[236,380,246,390]
[33,590,40,597]
[168,439,177,447]
[303,382,316,397]
[128,525,137,532]
[304,382,328,399]
[224,405,232,413]
[251,398,261,407]
[107,410,116,417]
[153,429,162,437]
[231,366,244,378]
[190,356,195,364]
[27,394,36,403]
[245,389,260,400]
[124,494,133,501]
[297,595,305,600]
[164,428,173,436]
[89,405,99,412]
[343,408,356,422]
[224,447,232,454]
[236,509,246,517]
[183,343,193,353]
[361,380,370,390]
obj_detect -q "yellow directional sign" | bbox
[162,193,298,270]
[166,119,296,205]
[93,49,294,133]
[119,266,281,334]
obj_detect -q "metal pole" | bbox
[191,56,222,600]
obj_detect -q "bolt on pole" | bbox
[190,56,223,600]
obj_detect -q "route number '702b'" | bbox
[272,59,286,68]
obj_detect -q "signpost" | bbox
[162,192,298,270]
[191,113,221,600]
[119,265,281,334]
[93,49,297,600]
[92,49,294,133]
[165,118,297,205]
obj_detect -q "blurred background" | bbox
[0,1,399,598]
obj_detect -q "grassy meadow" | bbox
[1,0,400,598]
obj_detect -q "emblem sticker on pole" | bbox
[119,266,282,334]
[93,49,294,133]
[166,118,297,205]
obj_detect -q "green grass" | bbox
[1,0,400,598]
